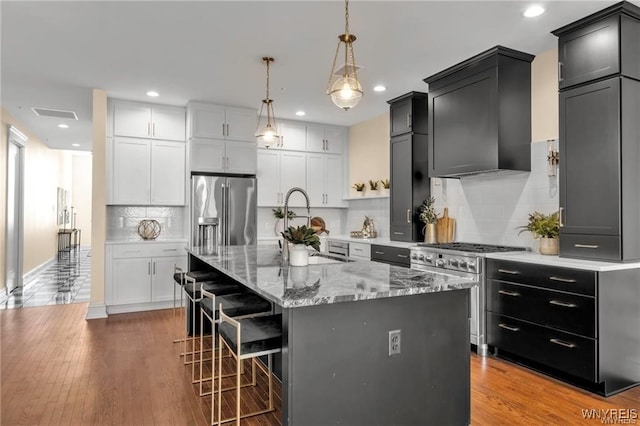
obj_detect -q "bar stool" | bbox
[217,307,283,425]
[198,290,272,399]
[173,267,221,344]
[182,275,243,372]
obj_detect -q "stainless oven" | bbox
[327,240,349,258]
[410,242,526,356]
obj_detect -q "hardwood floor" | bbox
[1,304,638,425]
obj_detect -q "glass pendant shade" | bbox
[329,75,363,111]
[256,57,280,148]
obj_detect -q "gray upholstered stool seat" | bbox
[218,314,282,355]
[184,281,243,300]
[200,293,272,320]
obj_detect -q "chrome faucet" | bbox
[282,187,311,261]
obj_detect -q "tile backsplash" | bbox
[258,207,346,239]
[106,206,188,240]
[430,140,559,250]
[345,197,390,238]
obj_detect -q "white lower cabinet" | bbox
[106,242,187,313]
[349,242,371,260]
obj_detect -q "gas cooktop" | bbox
[415,242,527,254]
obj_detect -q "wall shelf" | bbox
[344,194,390,201]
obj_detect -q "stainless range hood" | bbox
[424,46,534,178]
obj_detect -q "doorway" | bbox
[5,125,27,295]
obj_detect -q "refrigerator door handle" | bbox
[225,182,231,245]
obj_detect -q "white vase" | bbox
[289,244,309,266]
[289,265,309,287]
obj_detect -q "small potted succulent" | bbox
[281,225,321,266]
[272,207,296,236]
[381,178,390,192]
[368,180,379,191]
[517,211,560,255]
[418,196,438,244]
[353,182,365,196]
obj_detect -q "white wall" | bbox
[71,153,93,246]
[430,140,559,251]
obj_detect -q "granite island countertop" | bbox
[188,245,476,308]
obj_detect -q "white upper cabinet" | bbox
[306,153,345,207]
[112,100,186,141]
[306,124,344,154]
[257,150,306,207]
[191,138,256,174]
[276,120,307,151]
[187,102,256,142]
[110,138,185,206]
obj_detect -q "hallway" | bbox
[0,248,91,309]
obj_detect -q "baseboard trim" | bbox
[86,303,108,320]
[106,301,174,315]
[22,256,57,285]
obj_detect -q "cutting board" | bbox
[436,208,455,243]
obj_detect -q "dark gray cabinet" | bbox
[553,3,640,90]
[389,92,428,137]
[389,133,429,241]
[370,245,410,267]
[554,2,640,262]
[486,258,640,396]
[423,46,533,177]
[388,92,429,242]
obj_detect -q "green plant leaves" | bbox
[516,211,560,239]
[281,225,320,252]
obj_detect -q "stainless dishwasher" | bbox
[327,240,349,258]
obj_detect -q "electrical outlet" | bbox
[388,329,401,356]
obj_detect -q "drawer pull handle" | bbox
[574,244,599,249]
[498,323,520,332]
[498,269,519,275]
[353,248,363,252]
[374,251,384,255]
[549,300,577,308]
[498,290,520,297]
[549,338,576,349]
[393,232,404,235]
[124,250,141,254]
[163,248,178,252]
[549,276,576,283]
[397,254,408,258]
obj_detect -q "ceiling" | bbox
[2,0,633,151]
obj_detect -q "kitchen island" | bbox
[188,245,477,425]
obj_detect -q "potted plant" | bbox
[272,207,296,236]
[281,225,320,266]
[418,196,438,244]
[381,178,390,194]
[368,180,379,191]
[517,211,560,255]
[353,182,365,196]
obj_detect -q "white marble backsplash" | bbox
[430,140,559,250]
[106,206,188,240]
[258,207,346,239]
[345,197,390,238]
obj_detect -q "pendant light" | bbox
[326,0,363,111]
[256,57,280,148]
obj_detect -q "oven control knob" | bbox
[436,259,445,267]
[425,255,434,264]
[411,253,418,260]
[468,261,476,271]
[450,259,459,267]
[418,254,425,261]
[459,260,468,268]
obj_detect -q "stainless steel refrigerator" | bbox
[190,174,257,249]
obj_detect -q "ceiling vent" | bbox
[31,107,78,120]
[334,64,363,75]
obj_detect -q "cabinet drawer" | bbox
[486,259,596,296]
[371,245,410,267]
[487,312,597,382]
[349,243,371,259]
[559,234,621,262]
[390,226,412,242]
[111,242,186,259]
[487,280,596,337]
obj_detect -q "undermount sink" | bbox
[308,252,351,264]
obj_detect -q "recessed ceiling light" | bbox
[524,5,545,18]
[58,124,69,129]
[373,85,387,92]
[146,91,159,97]
[295,111,306,116]
[72,143,80,147]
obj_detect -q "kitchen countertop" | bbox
[105,238,188,245]
[187,245,476,308]
[485,251,640,272]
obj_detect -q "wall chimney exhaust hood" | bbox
[424,46,534,178]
